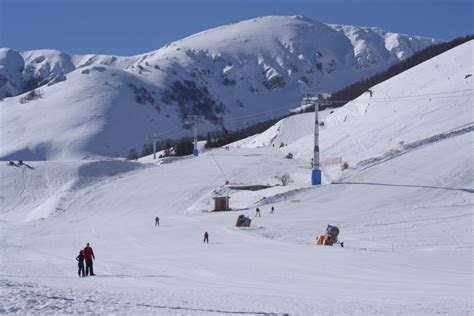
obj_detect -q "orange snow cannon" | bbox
[315,225,344,247]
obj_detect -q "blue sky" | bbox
[1,0,472,55]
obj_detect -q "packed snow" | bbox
[0,39,472,315]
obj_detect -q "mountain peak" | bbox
[0,16,441,159]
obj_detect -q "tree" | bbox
[127,148,139,160]
[19,89,43,104]
[141,143,153,157]
[175,141,194,156]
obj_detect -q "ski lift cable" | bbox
[333,93,474,104]
[217,91,474,127]
[334,88,473,101]
[310,88,474,104]
[160,89,474,131]
[148,89,473,140]
[210,153,228,182]
[150,93,474,142]
[220,89,474,123]
[158,125,184,136]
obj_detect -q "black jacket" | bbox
[76,254,85,266]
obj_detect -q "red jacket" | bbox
[83,246,95,260]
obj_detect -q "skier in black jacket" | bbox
[76,250,85,277]
[255,207,261,217]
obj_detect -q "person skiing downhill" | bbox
[203,232,209,243]
[155,216,160,227]
[83,242,96,276]
[270,206,274,214]
[255,207,261,217]
[76,250,85,277]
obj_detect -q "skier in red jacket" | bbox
[83,242,96,276]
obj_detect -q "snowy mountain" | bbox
[1,40,472,314]
[235,40,474,165]
[0,16,439,160]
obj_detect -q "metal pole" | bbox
[312,99,322,185]
[193,123,198,156]
[153,136,157,160]
[186,115,205,157]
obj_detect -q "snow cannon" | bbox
[235,215,251,227]
[315,225,344,247]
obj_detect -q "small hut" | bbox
[213,196,230,211]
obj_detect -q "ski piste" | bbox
[0,28,472,316]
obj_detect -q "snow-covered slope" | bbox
[0,16,439,160]
[236,40,474,166]
[0,160,145,222]
[0,67,172,160]
[0,39,472,314]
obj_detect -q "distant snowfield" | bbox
[0,42,472,314]
[0,15,439,160]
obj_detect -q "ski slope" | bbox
[0,41,473,314]
[1,133,472,314]
[237,40,474,164]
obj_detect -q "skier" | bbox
[155,216,160,227]
[270,206,274,214]
[76,249,85,277]
[203,232,209,243]
[255,207,261,217]
[83,242,96,276]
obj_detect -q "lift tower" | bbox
[151,135,162,160]
[302,94,331,185]
[186,115,206,156]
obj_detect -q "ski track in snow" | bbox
[0,279,287,315]
[1,41,473,315]
[1,130,472,314]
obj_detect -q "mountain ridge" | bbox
[0,15,440,160]
[1,16,439,99]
